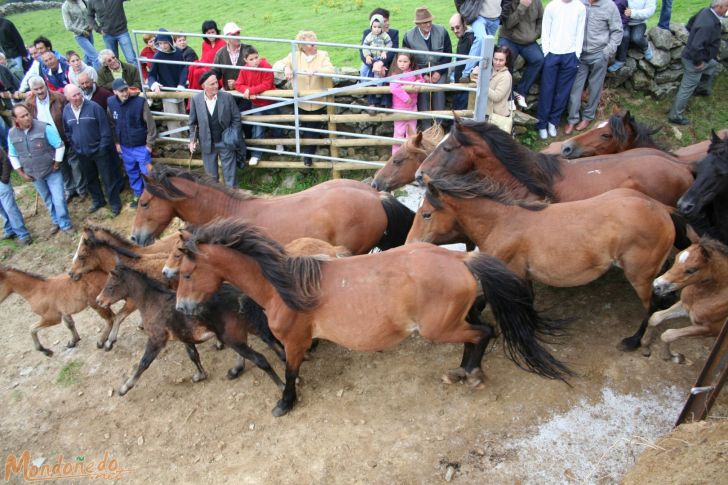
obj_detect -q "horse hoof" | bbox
[671,353,685,364]
[442,367,467,384]
[617,336,640,352]
[66,339,79,349]
[118,385,129,396]
[466,369,486,389]
[96,340,104,349]
[272,402,291,417]
[41,348,53,357]
[227,368,243,380]
[214,341,225,351]
[641,346,652,357]
[104,341,114,352]
[192,372,207,383]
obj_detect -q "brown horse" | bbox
[162,234,351,280]
[130,165,414,254]
[174,219,571,417]
[561,111,728,163]
[371,123,444,192]
[405,173,676,350]
[0,266,114,356]
[96,263,285,395]
[643,238,728,363]
[69,225,173,350]
[416,118,694,206]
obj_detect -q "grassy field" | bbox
[8,0,710,68]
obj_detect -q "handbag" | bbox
[489,112,513,134]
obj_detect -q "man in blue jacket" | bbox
[62,83,122,215]
[107,78,157,208]
[668,0,728,125]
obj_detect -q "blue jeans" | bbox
[0,116,8,151]
[616,23,648,62]
[466,16,500,76]
[498,37,544,97]
[658,0,672,30]
[103,31,136,64]
[33,169,73,231]
[75,33,101,69]
[250,108,282,159]
[0,180,30,240]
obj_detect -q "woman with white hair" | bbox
[275,31,335,167]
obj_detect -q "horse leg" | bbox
[227,355,246,380]
[184,343,207,382]
[119,338,164,396]
[443,295,487,384]
[272,345,307,418]
[659,324,714,364]
[102,300,136,351]
[227,341,284,390]
[640,302,686,357]
[90,304,115,349]
[619,272,675,351]
[214,339,225,350]
[30,319,56,357]
[62,315,81,348]
[463,323,497,389]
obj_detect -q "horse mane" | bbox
[454,118,561,200]
[401,122,445,155]
[187,219,322,311]
[85,230,142,259]
[0,264,47,280]
[85,224,136,248]
[112,262,175,296]
[610,112,663,150]
[148,164,255,201]
[699,237,728,260]
[425,170,547,212]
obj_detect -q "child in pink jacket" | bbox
[389,51,423,154]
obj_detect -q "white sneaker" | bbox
[538,128,548,140]
[275,144,284,154]
[514,92,528,110]
[547,123,557,138]
[249,157,259,166]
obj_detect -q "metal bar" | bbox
[676,318,728,425]
[473,35,495,122]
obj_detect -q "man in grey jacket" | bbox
[188,71,242,187]
[87,0,136,64]
[565,0,622,134]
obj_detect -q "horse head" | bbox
[373,124,444,191]
[653,238,728,295]
[561,111,660,159]
[130,172,183,246]
[678,130,728,217]
[416,115,479,183]
[162,230,192,280]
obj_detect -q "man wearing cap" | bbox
[402,6,452,129]
[213,23,251,92]
[96,49,141,91]
[77,71,113,110]
[87,0,136,64]
[7,104,74,235]
[108,78,157,207]
[189,71,241,187]
[62,83,122,216]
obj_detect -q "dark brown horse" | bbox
[130,165,414,254]
[96,262,285,395]
[0,266,114,356]
[416,118,694,206]
[174,219,571,417]
[561,111,728,163]
[406,173,676,350]
[645,238,728,363]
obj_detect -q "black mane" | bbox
[454,119,562,200]
[147,164,255,201]
[610,111,663,150]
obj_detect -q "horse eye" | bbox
[393,158,403,166]
[685,267,698,275]
[183,273,191,280]
[600,134,612,140]
[422,212,432,220]
[140,201,149,209]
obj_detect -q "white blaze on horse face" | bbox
[72,238,84,264]
[596,121,608,129]
[678,249,690,264]
[435,133,450,149]
[418,197,425,209]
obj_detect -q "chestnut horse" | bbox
[0,266,114,356]
[645,238,728,363]
[371,123,444,192]
[677,131,728,245]
[561,111,728,163]
[130,165,414,254]
[416,118,694,206]
[174,219,571,417]
[405,173,676,350]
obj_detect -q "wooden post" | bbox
[324,78,341,178]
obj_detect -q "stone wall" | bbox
[0,1,60,17]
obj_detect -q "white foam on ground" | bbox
[500,385,683,483]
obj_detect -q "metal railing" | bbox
[133,29,494,174]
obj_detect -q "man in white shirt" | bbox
[535,0,585,140]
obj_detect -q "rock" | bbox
[651,82,679,99]
[720,40,728,61]
[631,70,652,90]
[137,436,144,446]
[445,466,456,482]
[673,25,690,46]
[671,47,684,61]
[366,460,377,468]
[336,388,344,398]
[637,59,655,77]
[248,423,255,430]
[104,433,109,439]
[281,174,299,190]
[108,388,114,397]
[649,27,673,50]
[654,68,683,84]
[649,48,672,68]
[77,391,83,396]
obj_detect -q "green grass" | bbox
[56,360,83,386]
[9,1,706,68]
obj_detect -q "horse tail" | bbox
[375,193,415,250]
[464,253,572,381]
[668,210,694,250]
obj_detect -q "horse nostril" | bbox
[678,200,694,215]
[561,145,572,156]
[130,235,137,244]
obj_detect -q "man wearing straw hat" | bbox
[403,6,452,130]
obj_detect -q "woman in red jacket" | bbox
[188,20,225,90]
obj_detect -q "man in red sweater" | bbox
[234,46,284,165]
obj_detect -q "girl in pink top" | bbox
[389,51,423,154]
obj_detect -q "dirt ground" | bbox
[1,185,726,484]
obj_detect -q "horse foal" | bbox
[0,266,114,356]
[642,239,728,363]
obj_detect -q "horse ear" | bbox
[425,179,439,198]
[453,111,462,126]
[711,129,721,144]
[179,229,192,241]
[413,132,423,147]
[406,125,416,137]
[623,111,632,123]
